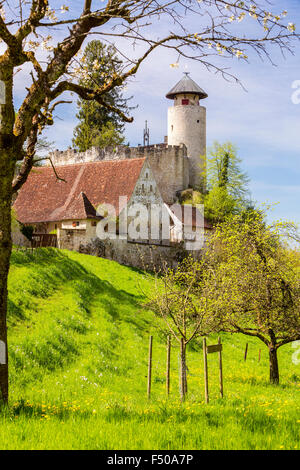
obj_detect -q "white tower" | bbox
[166,73,208,190]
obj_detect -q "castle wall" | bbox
[147,146,189,204]
[100,239,185,271]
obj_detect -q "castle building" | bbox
[13,74,211,268]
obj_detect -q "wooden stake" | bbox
[147,335,153,399]
[166,335,171,396]
[203,338,209,404]
[180,338,185,402]
[218,337,223,398]
[244,343,248,361]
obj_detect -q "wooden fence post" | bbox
[244,343,248,361]
[147,335,153,399]
[203,338,209,404]
[166,335,171,396]
[218,337,223,398]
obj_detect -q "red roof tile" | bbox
[63,192,99,220]
[14,158,145,224]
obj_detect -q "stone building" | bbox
[13,74,212,268]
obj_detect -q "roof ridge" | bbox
[42,157,146,169]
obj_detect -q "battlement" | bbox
[47,143,187,167]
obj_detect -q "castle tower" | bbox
[166,73,208,190]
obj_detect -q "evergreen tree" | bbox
[206,141,250,201]
[73,41,133,151]
[203,141,252,222]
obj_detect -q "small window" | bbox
[92,221,97,227]
[171,125,174,132]
[197,120,200,123]
[142,184,145,191]
[150,185,153,192]
[145,172,148,179]
[182,99,189,105]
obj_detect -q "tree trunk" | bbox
[0,148,14,403]
[180,339,187,401]
[269,346,279,385]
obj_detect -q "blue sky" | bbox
[35,1,300,227]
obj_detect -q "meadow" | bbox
[0,247,299,450]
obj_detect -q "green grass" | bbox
[1,247,300,450]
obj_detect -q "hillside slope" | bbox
[0,248,299,450]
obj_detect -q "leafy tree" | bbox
[203,186,238,223]
[73,41,131,151]
[205,211,300,384]
[147,258,218,400]
[20,224,34,242]
[0,0,298,402]
[206,142,249,200]
[200,142,252,222]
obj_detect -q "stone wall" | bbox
[57,219,97,251]
[12,226,31,248]
[59,229,87,251]
[48,144,179,166]
[101,238,187,271]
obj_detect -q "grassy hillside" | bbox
[0,248,299,450]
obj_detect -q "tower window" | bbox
[197,120,200,123]
[182,99,189,105]
[171,125,174,132]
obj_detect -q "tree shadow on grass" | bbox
[8,249,153,377]
[8,399,93,421]
[7,299,27,325]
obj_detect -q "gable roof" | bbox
[166,73,208,100]
[14,158,145,224]
[63,192,99,220]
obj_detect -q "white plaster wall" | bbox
[173,93,200,106]
[168,105,206,190]
[125,162,164,242]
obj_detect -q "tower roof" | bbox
[166,73,208,100]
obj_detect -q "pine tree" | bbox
[73,41,133,151]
